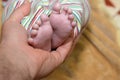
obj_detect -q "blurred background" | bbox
[0,0,120,80]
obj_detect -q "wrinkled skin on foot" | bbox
[50,3,76,49]
[28,14,53,51]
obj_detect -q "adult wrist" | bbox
[0,47,33,80]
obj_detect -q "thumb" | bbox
[9,0,31,23]
[1,0,31,43]
[51,37,74,66]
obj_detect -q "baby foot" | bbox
[28,14,53,51]
[50,3,77,49]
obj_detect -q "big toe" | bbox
[52,3,61,13]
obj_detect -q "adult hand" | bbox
[0,0,73,80]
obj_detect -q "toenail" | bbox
[68,15,74,20]
[70,15,74,18]
[28,38,34,44]
[36,20,41,25]
[32,24,39,29]
[31,30,37,35]
[72,22,77,28]
[63,7,68,11]
[68,9,72,14]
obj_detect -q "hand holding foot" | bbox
[0,1,74,79]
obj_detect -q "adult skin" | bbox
[0,0,74,80]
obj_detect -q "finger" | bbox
[33,38,73,78]
[9,0,31,23]
[28,37,74,78]
[1,0,31,43]
[51,37,74,65]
